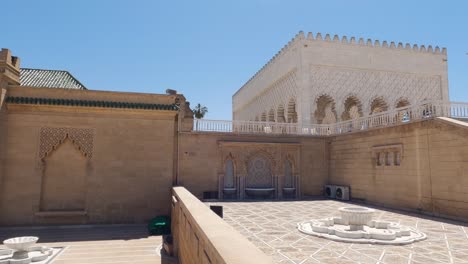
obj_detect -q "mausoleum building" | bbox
[233,31,449,124]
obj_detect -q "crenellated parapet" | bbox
[233,31,305,98]
[304,32,446,55]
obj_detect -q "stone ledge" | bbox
[34,211,87,217]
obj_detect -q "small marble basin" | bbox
[282,187,296,194]
[245,188,275,198]
[339,207,375,227]
[223,188,237,195]
[3,236,38,251]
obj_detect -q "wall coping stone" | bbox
[172,187,272,264]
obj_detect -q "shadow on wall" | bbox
[0,225,152,243]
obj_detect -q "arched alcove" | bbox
[370,97,389,115]
[284,160,293,188]
[395,98,411,122]
[396,98,410,108]
[40,139,87,211]
[287,99,297,123]
[314,95,337,124]
[341,96,363,121]
[277,105,286,123]
[268,109,275,122]
[224,159,235,188]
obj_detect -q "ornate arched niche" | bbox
[395,98,411,121]
[38,127,94,212]
[277,104,286,123]
[284,159,293,188]
[314,94,337,124]
[341,95,363,121]
[245,150,274,188]
[369,97,389,115]
[287,99,298,123]
[223,153,235,188]
[39,127,94,160]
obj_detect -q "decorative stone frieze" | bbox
[217,141,300,200]
[39,127,94,160]
[372,144,403,167]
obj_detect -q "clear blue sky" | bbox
[3,0,467,120]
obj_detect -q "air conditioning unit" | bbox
[324,185,336,199]
[335,186,350,201]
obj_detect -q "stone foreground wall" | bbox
[329,117,468,220]
[171,187,272,264]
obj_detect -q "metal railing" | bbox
[192,101,468,136]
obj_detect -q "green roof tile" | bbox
[6,96,178,111]
[20,68,87,90]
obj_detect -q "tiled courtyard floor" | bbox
[0,225,176,264]
[208,199,468,264]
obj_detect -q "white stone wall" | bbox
[233,31,449,124]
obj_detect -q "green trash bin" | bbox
[148,215,171,235]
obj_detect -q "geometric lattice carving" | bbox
[309,66,442,120]
[246,154,273,188]
[39,127,94,159]
[235,70,299,122]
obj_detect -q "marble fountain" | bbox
[297,206,426,245]
[0,237,60,264]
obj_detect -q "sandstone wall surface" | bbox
[329,118,468,220]
[0,88,178,225]
[178,132,328,199]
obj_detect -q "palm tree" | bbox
[193,103,208,119]
[193,104,208,130]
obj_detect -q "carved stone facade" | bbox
[39,127,94,160]
[233,31,449,124]
[217,141,301,200]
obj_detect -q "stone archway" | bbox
[370,97,389,115]
[396,98,410,108]
[287,99,297,123]
[224,158,235,188]
[277,105,286,123]
[268,109,275,122]
[341,96,363,121]
[314,95,337,124]
[284,159,293,188]
[395,98,411,122]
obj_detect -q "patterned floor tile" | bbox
[207,200,468,263]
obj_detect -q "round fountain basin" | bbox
[3,236,38,251]
[339,207,375,226]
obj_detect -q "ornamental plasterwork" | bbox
[39,127,94,160]
[234,65,442,123]
[308,66,441,121]
[218,143,300,176]
[234,70,299,121]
